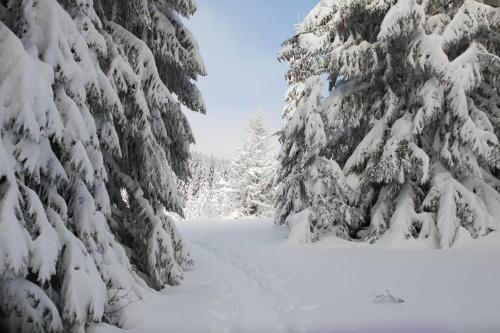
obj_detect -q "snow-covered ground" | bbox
[92,218,500,333]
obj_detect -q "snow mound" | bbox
[286,209,313,244]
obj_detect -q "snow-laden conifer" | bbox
[231,111,278,217]
[276,6,363,240]
[278,0,500,246]
[0,0,205,330]
[96,0,205,287]
[0,15,117,331]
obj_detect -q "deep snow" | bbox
[91,218,500,333]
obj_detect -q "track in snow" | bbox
[192,239,298,333]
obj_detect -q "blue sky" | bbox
[184,0,317,158]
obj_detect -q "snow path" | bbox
[92,218,500,333]
[191,239,296,333]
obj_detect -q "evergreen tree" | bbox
[97,0,206,288]
[0,0,205,331]
[276,5,363,240]
[278,0,500,247]
[232,111,278,217]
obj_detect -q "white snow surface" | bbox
[91,218,500,333]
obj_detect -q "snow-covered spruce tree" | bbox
[232,111,278,217]
[0,22,65,333]
[0,4,138,331]
[94,0,206,288]
[276,3,363,241]
[278,0,500,247]
[0,0,204,331]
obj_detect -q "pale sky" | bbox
[184,0,317,158]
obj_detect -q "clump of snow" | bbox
[286,209,313,245]
[372,290,405,304]
[451,227,474,247]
